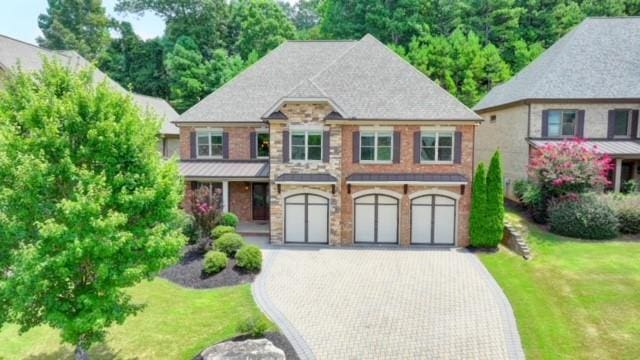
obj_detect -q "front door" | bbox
[252,183,269,221]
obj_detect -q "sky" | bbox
[1,0,166,45]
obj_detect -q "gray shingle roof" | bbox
[346,173,468,183]
[475,17,640,111]
[0,34,179,135]
[179,34,479,123]
[179,161,269,179]
[275,173,338,183]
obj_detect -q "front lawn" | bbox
[0,279,274,359]
[480,209,640,359]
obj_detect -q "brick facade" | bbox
[179,125,268,161]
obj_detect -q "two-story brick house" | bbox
[475,17,640,198]
[175,34,481,246]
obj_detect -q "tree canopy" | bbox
[0,61,186,358]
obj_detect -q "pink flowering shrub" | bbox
[529,139,613,196]
[185,186,222,238]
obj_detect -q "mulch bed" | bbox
[160,244,256,289]
[466,246,500,253]
[192,332,299,360]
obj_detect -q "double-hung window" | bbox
[360,132,393,162]
[420,131,454,163]
[197,131,223,158]
[291,131,322,161]
[613,110,632,137]
[256,132,270,158]
[547,110,577,137]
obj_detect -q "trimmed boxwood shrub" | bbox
[598,193,640,234]
[203,251,228,274]
[548,194,618,240]
[236,245,262,272]
[211,225,235,239]
[214,233,246,257]
[218,212,239,228]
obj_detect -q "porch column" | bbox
[614,158,623,192]
[222,181,229,212]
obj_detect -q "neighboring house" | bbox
[0,34,180,157]
[176,34,481,246]
[475,17,640,198]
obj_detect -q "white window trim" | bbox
[290,130,323,163]
[547,110,578,138]
[196,130,224,159]
[420,131,455,164]
[360,131,394,164]
[613,110,632,138]
[255,132,270,159]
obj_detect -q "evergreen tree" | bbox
[165,36,209,112]
[486,150,505,247]
[37,0,111,60]
[470,163,488,247]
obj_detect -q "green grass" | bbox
[0,279,274,359]
[479,209,640,360]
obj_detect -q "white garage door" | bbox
[354,194,398,244]
[411,195,456,245]
[285,193,329,244]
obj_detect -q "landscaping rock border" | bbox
[192,332,299,360]
[160,245,255,289]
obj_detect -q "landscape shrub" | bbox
[186,186,222,236]
[598,193,640,234]
[211,225,235,239]
[182,214,202,244]
[237,315,268,337]
[470,163,489,247]
[214,233,246,257]
[235,245,262,272]
[218,212,240,228]
[512,179,533,202]
[548,194,618,240]
[485,151,505,247]
[203,251,228,275]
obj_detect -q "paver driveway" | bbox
[253,246,524,360]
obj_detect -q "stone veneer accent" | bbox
[269,103,343,245]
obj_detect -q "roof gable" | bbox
[475,17,640,111]
[179,34,479,123]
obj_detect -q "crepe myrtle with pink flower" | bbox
[529,138,613,197]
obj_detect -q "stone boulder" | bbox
[199,339,286,360]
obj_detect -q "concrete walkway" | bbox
[253,246,524,360]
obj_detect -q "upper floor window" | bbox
[421,131,453,163]
[548,110,577,137]
[256,132,270,158]
[197,131,223,158]
[360,132,393,162]
[291,131,322,161]
[613,110,631,137]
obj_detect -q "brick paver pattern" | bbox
[255,247,524,360]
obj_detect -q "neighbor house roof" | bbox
[346,173,468,184]
[0,34,179,135]
[179,161,269,179]
[179,34,480,123]
[529,139,640,156]
[475,17,640,112]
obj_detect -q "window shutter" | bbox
[413,131,421,164]
[282,130,289,163]
[392,131,401,163]
[322,130,330,163]
[190,131,197,159]
[607,110,616,138]
[541,110,549,137]
[454,131,463,164]
[577,110,585,137]
[222,132,229,159]
[631,110,639,139]
[352,131,360,163]
[250,132,257,159]
[190,181,198,191]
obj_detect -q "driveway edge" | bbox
[463,251,526,360]
[252,249,316,360]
